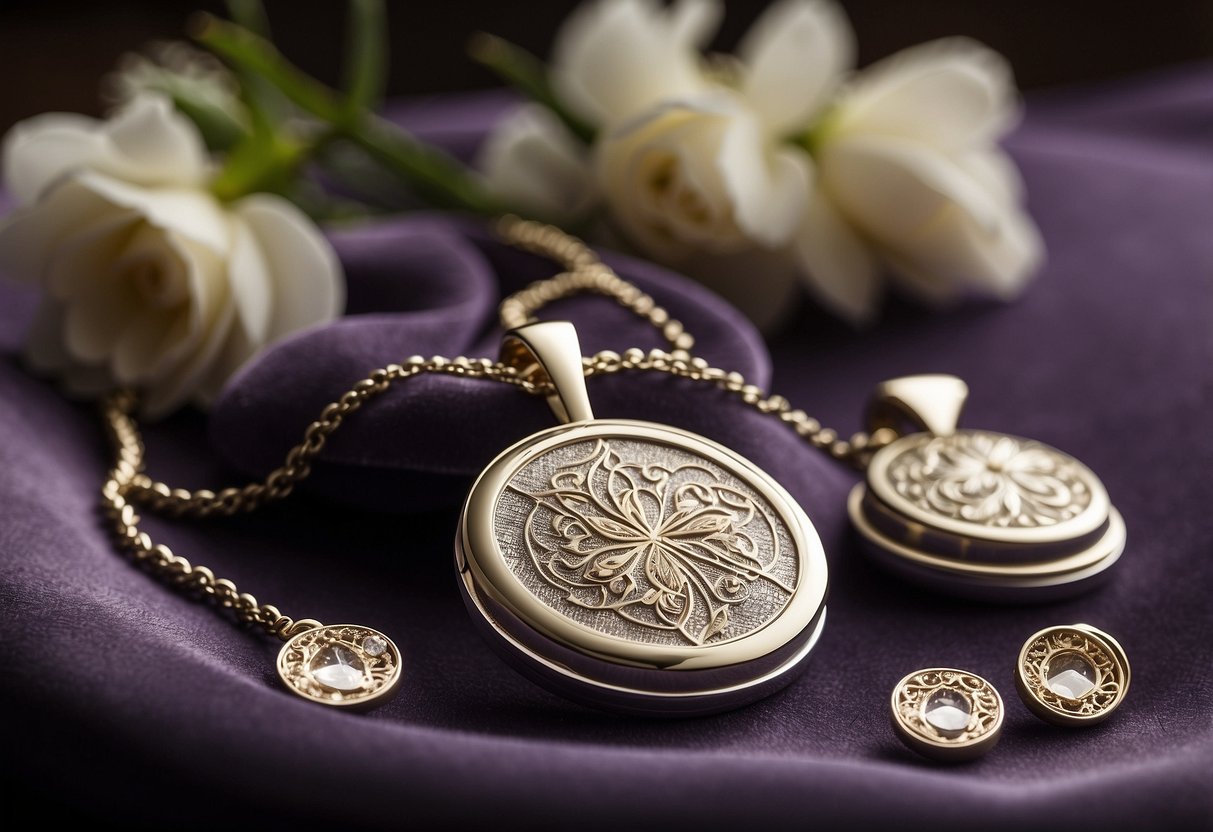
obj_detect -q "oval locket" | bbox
[456,322,829,715]
[849,376,1124,601]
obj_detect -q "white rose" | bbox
[596,95,810,261]
[0,94,343,417]
[794,39,1043,322]
[551,0,720,129]
[478,0,720,223]
[482,0,848,329]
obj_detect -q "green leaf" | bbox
[225,0,272,36]
[468,32,596,145]
[220,0,292,130]
[195,14,508,216]
[342,0,388,115]
[167,91,249,153]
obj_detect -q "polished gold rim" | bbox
[890,667,1003,762]
[460,419,828,671]
[867,431,1111,545]
[848,485,1124,581]
[1015,624,1130,725]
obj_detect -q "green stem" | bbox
[195,14,506,215]
[342,0,388,116]
[468,32,596,145]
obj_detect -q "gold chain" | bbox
[100,217,894,638]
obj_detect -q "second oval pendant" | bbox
[456,322,829,715]
[848,375,1124,601]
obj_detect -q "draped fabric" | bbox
[2,67,1211,829]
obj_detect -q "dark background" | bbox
[2,0,1211,130]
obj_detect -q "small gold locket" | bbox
[456,322,829,715]
[849,375,1124,601]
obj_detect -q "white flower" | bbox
[795,39,1043,322]
[0,94,343,417]
[482,0,845,328]
[551,0,720,128]
[479,0,721,225]
[479,0,1043,327]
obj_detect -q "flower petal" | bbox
[739,0,854,136]
[478,104,596,222]
[2,95,210,206]
[68,170,231,254]
[2,114,111,206]
[234,194,344,342]
[883,198,1043,303]
[0,178,126,281]
[103,93,210,186]
[956,147,1024,205]
[552,0,719,126]
[833,38,1018,149]
[792,182,881,324]
[139,235,234,417]
[718,125,810,247]
[819,133,1005,247]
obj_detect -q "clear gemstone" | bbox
[1046,653,1096,699]
[924,690,971,737]
[309,644,365,691]
[362,635,388,657]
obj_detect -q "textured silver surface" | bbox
[494,437,800,647]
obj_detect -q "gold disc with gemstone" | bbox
[277,624,402,707]
[1015,623,1130,726]
[890,667,1004,762]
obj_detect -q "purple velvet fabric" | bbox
[3,67,1213,829]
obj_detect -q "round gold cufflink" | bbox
[890,668,1004,762]
[1015,623,1130,726]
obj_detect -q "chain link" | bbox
[100,218,895,637]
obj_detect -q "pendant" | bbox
[276,624,403,708]
[849,375,1124,601]
[457,322,829,715]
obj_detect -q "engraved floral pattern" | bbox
[894,670,1001,742]
[1020,629,1124,717]
[889,430,1091,528]
[509,440,794,645]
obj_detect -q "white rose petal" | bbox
[235,194,344,343]
[832,38,1017,150]
[478,103,597,222]
[3,95,209,206]
[738,0,854,137]
[821,134,1040,300]
[820,134,1006,246]
[0,92,344,417]
[792,182,880,324]
[552,0,720,127]
[597,95,807,260]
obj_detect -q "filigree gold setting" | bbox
[277,625,402,707]
[1015,624,1129,725]
[890,668,1003,762]
[507,439,796,646]
[886,430,1093,529]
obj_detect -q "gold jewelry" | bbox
[849,376,1124,601]
[99,217,1123,713]
[1015,623,1130,725]
[890,668,1004,762]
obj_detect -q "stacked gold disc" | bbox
[848,376,1125,601]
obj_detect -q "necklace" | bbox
[100,218,1123,715]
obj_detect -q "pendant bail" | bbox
[501,321,595,424]
[865,374,969,437]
